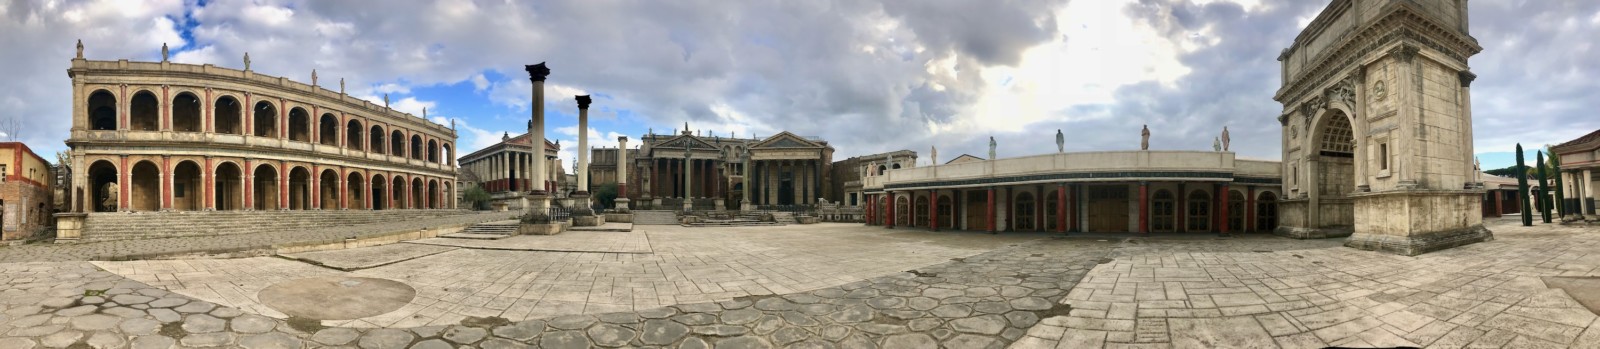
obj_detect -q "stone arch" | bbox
[1151,189,1176,232]
[129,90,159,131]
[410,135,424,160]
[172,160,203,211]
[214,95,242,135]
[1186,190,1211,232]
[370,125,386,154]
[319,113,338,146]
[346,119,364,151]
[443,181,454,209]
[428,140,439,163]
[1257,191,1279,232]
[390,130,405,157]
[288,166,311,210]
[253,101,277,138]
[214,161,244,211]
[129,160,160,211]
[87,90,118,131]
[252,164,279,210]
[412,177,424,209]
[172,92,202,132]
[391,175,406,209]
[442,143,454,166]
[288,107,311,142]
[371,174,388,210]
[87,160,119,212]
[346,170,367,210]
[428,179,440,209]
[1306,107,1357,231]
[319,169,339,210]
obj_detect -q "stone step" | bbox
[441,232,513,240]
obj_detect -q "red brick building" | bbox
[1,142,54,240]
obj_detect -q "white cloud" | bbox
[470,74,489,91]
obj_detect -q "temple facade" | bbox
[457,133,562,209]
[590,130,835,210]
[1551,130,1600,221]
[862,150,1282,234]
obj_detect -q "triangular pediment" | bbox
[657,135,719,150]
[752,131,822,149]
[945,154,984,165]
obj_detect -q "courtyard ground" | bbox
[0,218,1596,348]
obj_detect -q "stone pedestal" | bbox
[604,213,634,223]
[53,213,86,243]
[526,193,551,213]
[714,198,725,211]
[615,198,631,212]
[742,200,753,212]
[492,202,508,212]
[573,215,604,227]
[652,198,662,209]
[682,200,692,212]
[1342,190,1493,256]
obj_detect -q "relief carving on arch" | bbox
[1325,78,1355,108]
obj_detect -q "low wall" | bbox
[80,209,477,241]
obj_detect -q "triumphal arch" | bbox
[1275,0,1488,255]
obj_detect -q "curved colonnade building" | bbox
[59,54,460,240]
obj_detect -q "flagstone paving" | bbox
[1,219,1599,348]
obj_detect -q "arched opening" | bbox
[1151,189,1175,232]
[428,180,440,209]
[253,165,279,210]
[346,120,363,151]
[443,182,454,209]
[443,144,454,166]
[1228,190,1246,233]
[390,130,405,157]
[895,196,910,227]
[369,126,386,154]
[87,161,118,212]
[391,176,406,209]
[371,174,387,210]
[1257,192,1280,232]
[288,167,310,210]
[253,101,277,138]
[346,172,366,210]
[1186,190,1211,232]
[319,169,339,210]
[88,90,118,131]
[288,108,310,142]
[410,135,424,160]
[892,163,902,170]
[937,194,953,229]
[1015,192,1036,231]
[214,96,242,135]
[913,195,929,228]
[130,91,160,131]
[319,114,338,146]
[129,161,160,212]
[1313,110,1357,230]
[412,177,424,209]
[427,140,439,163]
[172,92,202,132]
[173,161,202,211]
[877,165,886,175]
[215,162,243,211]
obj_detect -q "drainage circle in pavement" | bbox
[258,276,416,320]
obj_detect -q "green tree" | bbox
[462,185,491,210]
[592,183,618,209]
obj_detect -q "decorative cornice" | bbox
[575,95,592,109]
[525,62,550,82]
[1276,5,1481,107]
[1458,70,1477,87]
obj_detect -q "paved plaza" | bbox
[0,219,1598,348]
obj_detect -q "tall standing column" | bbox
[617,137,630,197]
[525,63,550,196]
[929,190,939,231]
[683,154,694,211]
[1218,184,1231,236]
[886,192,896,229]
[1583,170,1593,215]
[575,95,591,195]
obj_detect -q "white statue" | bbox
[931,146,938,165]
[1213,137,1221,152]
[160,43,169,62]
[243,52,251,70]
[1221,126,1231,151]
[988,137,997,160]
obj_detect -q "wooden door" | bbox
[965,191,986,230]
[1087,185,1129,232]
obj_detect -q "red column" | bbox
[886,192,896,229]
[160,156,172,210]
[1057,184,1067,233]
[1493,190,1504,216]
[119,155,130,211]
[930,190,939,231]
[1246,186,1256,233]
[311,165,320,209]
[1138,182,1150,235]
[204,157,215,210]
[1219,184,1231,235]
[986,187,996,233]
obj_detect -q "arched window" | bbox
[1151,190,1175,232]
[172,92,201,132]
[288,108,310,142]
[1187,190,1211,232]
[214,162,243,211]
[427,140,439,163]
[411,135,424,160]
[443,144,454,166]
[88,90,118,131]
[370,126,386,154]
[129,91,159,131]
[253,101,277,138]
[214,96,242,135]
[346,119,364,151]
[319,114,338,146]
[390,130,405,156]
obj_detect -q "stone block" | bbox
[518,223,563,235]
[603,213,633,223]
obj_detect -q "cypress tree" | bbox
[1516,144,1532,226]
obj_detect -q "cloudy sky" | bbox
[2,0,1597,169]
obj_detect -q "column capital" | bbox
[525,62,550,82]
[575,95,592,109]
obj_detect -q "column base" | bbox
[1345,225,1493,256]
[614,198,631,213]
[1273,226,1354,239]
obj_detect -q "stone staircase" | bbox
[443,221,519,239]
[82,210,484,241]
[633,210,681,225]
[772,212,799,225]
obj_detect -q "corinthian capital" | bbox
[525,62,551,82]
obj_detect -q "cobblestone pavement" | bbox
[0,211,513,263]
[4,219,1600,348]
[406,229,654,253]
